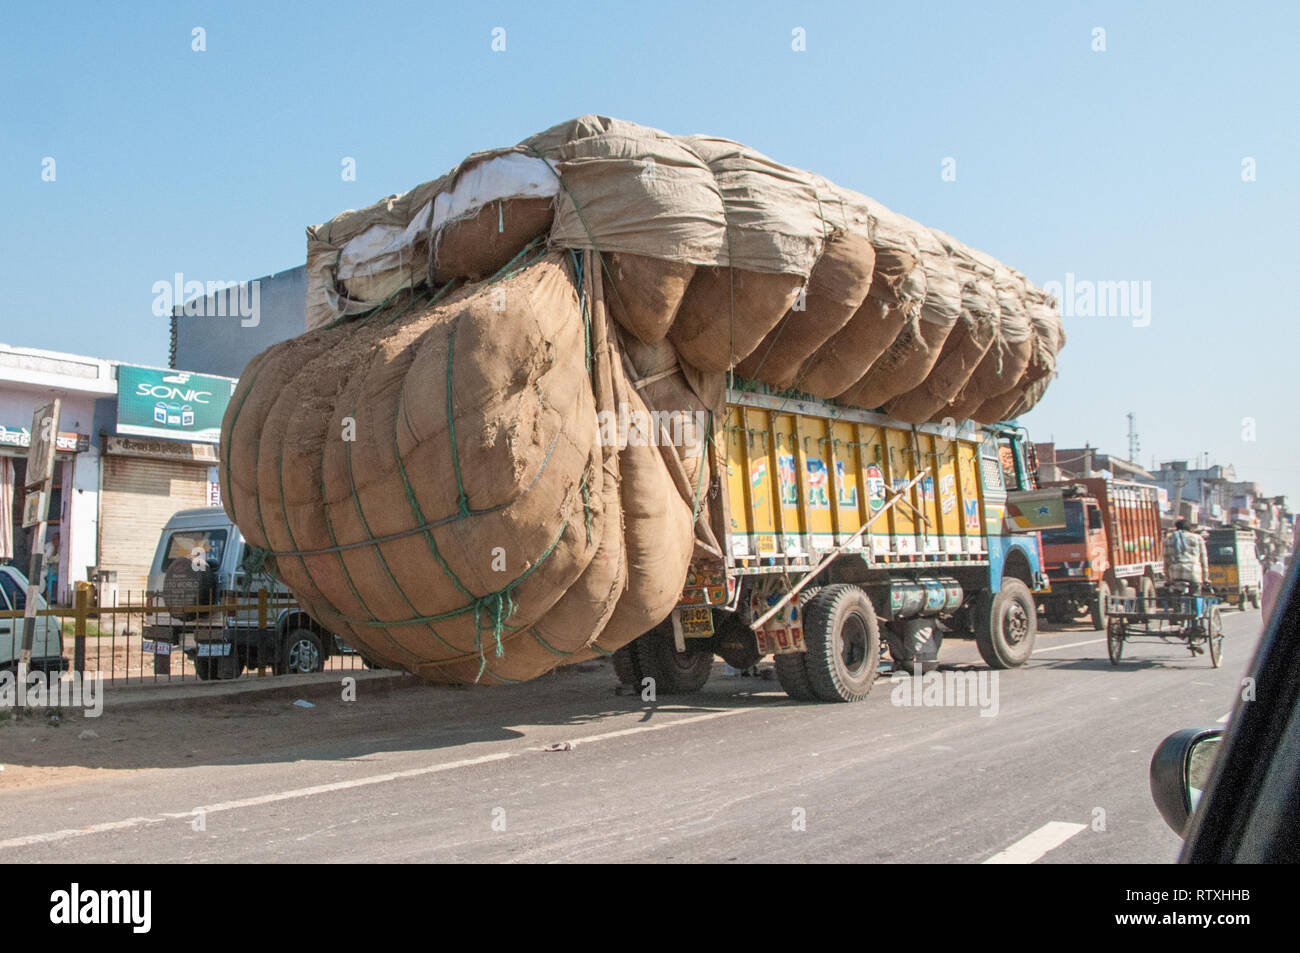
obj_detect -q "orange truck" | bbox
[1037,478,1163,630]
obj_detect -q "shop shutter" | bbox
[100,456,209,598]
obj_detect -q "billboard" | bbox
[116,365,235,444]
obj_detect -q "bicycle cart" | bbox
[1105,584,1223,667]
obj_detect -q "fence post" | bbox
[258,588,269,677]
[73,583,89,675]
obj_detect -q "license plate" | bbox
[680,606,713,637]
[196,643,231,657]
[143,640,172,656]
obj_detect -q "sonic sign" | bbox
[116,365,235,444]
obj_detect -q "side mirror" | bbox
[1149,727,1224,835]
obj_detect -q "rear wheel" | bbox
[615,622,713,695]
[801,585,879,702]
[1208,607,1224,667]
[1249,588,1260,609]
[975,579,1037,669]
[1089,580,1111,631]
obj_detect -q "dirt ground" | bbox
[0,660,615,794]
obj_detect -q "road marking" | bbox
[982,821,1087,864]
[1032,638,1104,654]
[526,707,748,749]
[0,708,752,852]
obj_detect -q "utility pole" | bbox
[1126,412,1140,464]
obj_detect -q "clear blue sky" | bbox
[3,1,1297,504]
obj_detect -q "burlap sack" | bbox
[734,230,876,387]
[432,197,555,283]
[970,288,1064,423]
[794,205,926,398]
[225,254,609,683]
[668,267,804,372]
[602,251,697,344]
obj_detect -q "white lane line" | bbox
[0,708,750,852]
[1216,712,1231,723]
[526,706,748,749]
[1032,638,1105,654]
[982,821,1087,864]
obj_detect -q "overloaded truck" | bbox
[611,387,1065,701]
[1036,478,1163,630]
[1206,527,1262,609]
[221,115,1070,696]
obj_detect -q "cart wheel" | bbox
[1089,580,1110,631]
[1106,618,1125,665]
[1208,607,1223,668]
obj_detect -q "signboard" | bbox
[116,365,235,443]
[22,402,60,528]
[0,425,88,453]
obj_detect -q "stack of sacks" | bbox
[302,116,1061,430]
[224,252,700,684]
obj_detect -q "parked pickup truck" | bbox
[1206,527,1262,609]
[1036,478,1163,630]
[612,387,1064,700]
[144,507,362,679]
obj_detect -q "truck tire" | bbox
[772,587,821,701]
[975,578,1037,669]
[278,628,324,675]
[801,585,879,702]
[1089,580,1111,631]
[1249,588,1260,610]
[620,623,713,695]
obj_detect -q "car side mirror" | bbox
[1149,727,1224,835]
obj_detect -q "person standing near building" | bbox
[1164,518,1209,589]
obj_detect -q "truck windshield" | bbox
[1208,543,1237,565]
[1041,501,1085,543]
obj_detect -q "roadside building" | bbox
[0,342,234,604]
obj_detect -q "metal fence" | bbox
[1,585,376,685]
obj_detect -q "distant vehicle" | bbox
[145,507,359,680]
[0,564,67,673]
[1205,527,1262,609]
[1036,478,1163,630]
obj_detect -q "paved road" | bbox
[0,607,1262,863]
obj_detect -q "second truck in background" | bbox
[1037,478,1164,630]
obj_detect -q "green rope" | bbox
[445,312,472,519]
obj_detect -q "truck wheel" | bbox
[801,585,879,702]
[1089,580,1111,631]
[621,623,713,695]
[1249,588,1260,610]
[279,629,324,675]
[975,579,1037,669]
